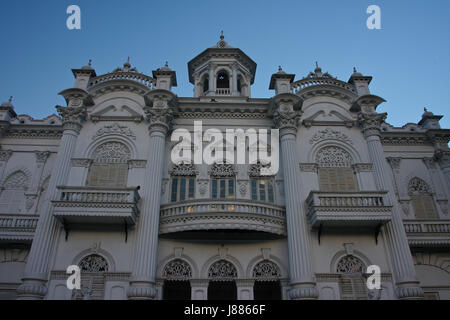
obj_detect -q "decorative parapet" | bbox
[305,191,392,228]
[159,199,286,236]
[92,123,136,140]
[403,220,450,247]
[0,214,39,243]
[309,128,353,145]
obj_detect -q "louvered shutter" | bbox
[319,168,358,192]
[73,273,106,300]
[0,189,24,213]
[88,164,128,187]
[412,195,438,219]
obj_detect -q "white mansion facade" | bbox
[0,35,449,300]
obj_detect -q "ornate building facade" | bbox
[0,36,449,300]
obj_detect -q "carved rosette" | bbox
[273,110,301,136]
[197,179,209,196]
[56,105,86,133]
[144,107,173,134]
[357,112,387,138]
[237,180,248,197]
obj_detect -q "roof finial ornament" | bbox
[278,65,282,72]
[165,61,169,67]
[8,96,13,103]
[353,67,357,73]
[88,59,92,67]
[424,107,428,112]
[315,61,319,68]
[220,30,224,40]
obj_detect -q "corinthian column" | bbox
[128,91,175,300]
[17,89,88,299]
[356,95,423,300]
[272,94,318,300]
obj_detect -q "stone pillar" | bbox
[236,280,254,300]
[357,97,423,300]
[231,64,238,96]
[190,280,208,300]
[423,157,449,215]
[435,151,450,191]
[25,151,50,214]
[0,150,13,181]
[128,93,175,300]
[17,91,87,299]
[272,94,318,300]
[208,64,215,96]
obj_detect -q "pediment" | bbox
[89,105,143,122]
[302,110,355,128]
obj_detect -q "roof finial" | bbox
[165,61,169,67]
[8,96,13,103]
[220,30,224,40]
[88,59,92,67]
[127,56,130,63]
[315,61,319,68]
[424,107,428,112]
[353,67,357,73]
[278,65,282,72]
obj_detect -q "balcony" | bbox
[0,214,38,243]
[159,199,286,239]
[306,191,392,228]
[215,88,231,95]
[404,220,450,248]
[52,186,140,227]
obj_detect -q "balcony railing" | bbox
[0,214,39,243]
[52,186,140,226]
[404,220,450,247]
[160,199,286,237]
[306,191,392,228]
[215,88,231,95]
[88,72,154,89]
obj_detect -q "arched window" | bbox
[336,255,367,300]
[216,70,230,89]
[252,260,282,300]
[208,260,237,300]
[0,171,29,213]
[73,254,109,300]
[408,177,438,219]
[237,76,242,94]
[87,142,131,187]
[316,146,358,192]
[162,259,192,300]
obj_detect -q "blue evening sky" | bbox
[0,0,449,127]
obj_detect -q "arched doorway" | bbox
[252,260,282,300]
[162,259,192,300]
[207,260,238,300]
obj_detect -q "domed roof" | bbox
[1,96,14,108]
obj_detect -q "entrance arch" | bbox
[207,260,238,300]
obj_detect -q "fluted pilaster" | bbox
[17,105,85,299]
[359,110,423,300]
[128,105,172,300]
[272,95,318,300]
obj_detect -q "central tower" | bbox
[188,32,257,98]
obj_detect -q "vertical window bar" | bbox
[171,178,178,202]
[228,179,234,198]
[220,179,226,199]
[180,178,186,201]
[268,180,274,203]
[251,180,257,200]
[188,178,195,199]
[212,179,218,199]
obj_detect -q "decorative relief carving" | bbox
[237,180,248,197]
[399,200,411,216]
[273,110,301,131]
[92,123,136,140]
[34,151,50,163]
[299,163,318,173]
[358,112,387,137]
[208,163,235,177]
[128,160,147,169]
[423,157,437,170]
[352,163,373,173]
[0,150,13,162]
[24,194,37,211]
[163,259,192,280]
[386,157,401,170]
[4,171,29,189]
[208,260,238,280]
[71,158,93,168]
[92,142,131,164]
[248,161,274,177]
[437,200,449,215]
[169,163,197,176]
[408,177,431,195]
[197,179,209,196]
[316,146,353,168]
[144,107,173,133]
[252,260,281,280]
[56,106,86,125]
[309,128,353,145]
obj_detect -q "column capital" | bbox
[56,105,86,133]
[358,111,387,138]
[34,151,51,164]
[434,150,450,167]
[0,149,13,162]
[144,107,174,135]
[273,110,302,137]
[386,157,402,170]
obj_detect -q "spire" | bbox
[81,59,93,70]
[124,57,131,68]
[314,61,323,77]
[216,31,229,48]
[1,96,14,108]
[220,30,224,40]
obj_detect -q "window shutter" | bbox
[319,168,358,192]
[115,164,129,187]
[412,195,438,219]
